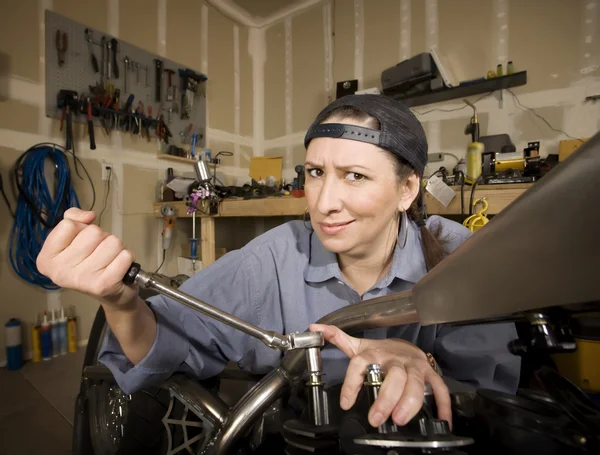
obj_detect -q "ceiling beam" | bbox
[206,0,327,28]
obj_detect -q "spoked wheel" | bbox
[74,304,227,455]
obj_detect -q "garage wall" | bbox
[0,0,254,365]
[263,0,600,180]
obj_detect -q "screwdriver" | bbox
[85,29,99,73]
[86,98,96,150]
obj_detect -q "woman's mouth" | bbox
[319,220,354,235]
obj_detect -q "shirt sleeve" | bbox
[98,247,281,395]
[434,323,521,393]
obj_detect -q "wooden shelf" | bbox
[157,154,219,166]
[153,183,533,267]
[388,71,527,108]
[424,183,532,216]
[153,183,532,219]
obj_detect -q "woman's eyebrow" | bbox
[305,161,371,171]
[304,161,322,167]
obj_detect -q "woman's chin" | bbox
[318,234,355,255]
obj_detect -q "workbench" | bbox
[153,183,532,267]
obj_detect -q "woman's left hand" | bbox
[310,323,451,429]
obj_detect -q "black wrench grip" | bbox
[123,262,141,285]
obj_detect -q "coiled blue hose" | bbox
[9,144,83,289]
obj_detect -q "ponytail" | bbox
[407,192,447,271]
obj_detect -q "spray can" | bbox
[5,319,23,371]
[50,310,59,357]
[67,308,78,353]
[58,307,68,355]
[31,318,42,363]
[41,312,52,361]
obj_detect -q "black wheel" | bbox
[73,305,170,455]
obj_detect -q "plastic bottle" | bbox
[507,61,514,75]
[31,316,42,363]
[50,310,59,357]
[40,312,52,361]
[67,308,78,353]
[5,318,23,371]
[58,308,68,355]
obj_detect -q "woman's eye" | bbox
[346,172,365,181]
[306,168,323,178]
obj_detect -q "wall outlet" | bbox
[102,162,113,180]
[428,153,444,163]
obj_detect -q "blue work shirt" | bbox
[99,216,520,395]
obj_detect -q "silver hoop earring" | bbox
[399,210,408,249]
[303,207,313,231]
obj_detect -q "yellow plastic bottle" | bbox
[31,325,42,363]
[67,315,78,353]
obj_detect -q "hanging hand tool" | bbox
[86,98,96,150]
[135,62,140,85]
[158,114,172,144]
[145,66,150,88]
[84,29,99,73]
[154,59,164,102]
[164,69,175,101]
[100,36,106,86]
[110,38,119,79]
[123,56,130,94]
[56,90,78,150]
[106,38,112,80]
[178,69,206,119]
[120,94,135,131]
[111,89,120,130]
[55,30,68,67]
[172,86,180,114]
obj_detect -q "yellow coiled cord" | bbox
[463,198,489,232]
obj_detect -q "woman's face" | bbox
[304,119,419,258]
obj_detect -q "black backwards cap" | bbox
[304,94,428,176]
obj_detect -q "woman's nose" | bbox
[316,176,343,215]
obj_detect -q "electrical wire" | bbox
[507,89,582,141]
[0,172,14,218]
[412,91,495,116]
[98,167,112,227]
[8,143,92,289]
[444,153,460,163]
[469,176,482,216]
[456,171,466,222]
[155,249,166,273]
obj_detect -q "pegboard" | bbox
[45,10,206,150]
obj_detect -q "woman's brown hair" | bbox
[320,106,447,271]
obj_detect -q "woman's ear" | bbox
[397,173,421,211]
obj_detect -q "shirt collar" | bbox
[304,221,427,286]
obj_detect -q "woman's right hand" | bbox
[36,208,138,311]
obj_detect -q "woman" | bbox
[36,94,519,431]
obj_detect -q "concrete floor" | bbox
[0,349,84,455]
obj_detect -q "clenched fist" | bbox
[36,208,138,310]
